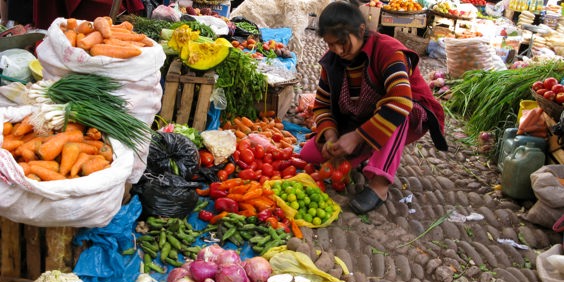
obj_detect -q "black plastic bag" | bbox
[146,132,200,180]
[230,16,262,42]
[132,172,200,218]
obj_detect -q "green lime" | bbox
[285,187,295,195]
[305,186,316,195]
[287,193,297,202]
[310,194,321,203]
[272,181,282,190]
[309,202,318,209]
[318,201,327,209]
[282,181,292,189]
[290,201,300,210]
[308,207,317,217]
[281,193,288,201]
[321,193,329,201]
[272,188,280,196]
[325,206,334,214]
[293,182,304,190]
[296,190,306,200]
[303,197,311,205]
[295,213,303,220]
[303,214,313,223]
[312,217,322,225]
[298,200,305,208]
[317,209,326,219]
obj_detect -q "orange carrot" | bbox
[76,33,85,43]
[89,43,142,59]
[38,130,84,161]
[76,21,95,34]
[26,174,41,181]
[3,122,13,135]
[103,16,113,25]
[81,157,110,176]
[20,148,38,162]
[2,139,24,151]
[234,130,247,139]
[28,160,59,172]
[65,122,85,132]
[77,31,103,51]
[110,27,133,34]
[59,143,80,176]
[85,127,102,140]
[82,140,104,149]
[140,36,153,47]
[18,162,30,175]
[241,117,254,128]
[290,220,303,239]
[94,16,112,38]
[67,18,78,30]
[103,38,145,47]
[110,32,147,42]
[64,29,77,47]
[70,153,94,177]
[98,144,113,162]
[20,137,47,156]
[12,116,34,137]
[30,165,65,181]
[112,21,133,30]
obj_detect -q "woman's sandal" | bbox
[349,185,386,214]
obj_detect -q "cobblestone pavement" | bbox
[288,29,561,282]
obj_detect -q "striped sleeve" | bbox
[356,51,414,150]
[313,67,337,143]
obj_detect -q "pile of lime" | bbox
[270,180,338,225]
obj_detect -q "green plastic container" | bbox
[498,128,546,172]
[501,143,545,200]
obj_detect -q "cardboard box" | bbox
[380,12,427,28]
[360,6,381,32]
[256,85,295,119]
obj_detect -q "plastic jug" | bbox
[498,128,546,172]
[501,143,546,200]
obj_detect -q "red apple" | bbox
[537,88,548,96]
[544,90,556,101]
[552,84,564,94]
[556,92,564,104]
[544,77,558,90]
[532,81,544,91]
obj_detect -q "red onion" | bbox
[177,278,195,282]
[197,244,225,263]
[168,268,191,282]
[215,264,249,282]
[190,260,218,282]
[216,250,242,266]
[243,257,272,282]
[182,260,194,272]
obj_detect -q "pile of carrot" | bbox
[2,115,114,181]
[60,17,151,59]
[222,116,298,149]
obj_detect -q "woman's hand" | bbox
[329,131,364,158]
[321,129,338,159]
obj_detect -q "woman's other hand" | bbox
[321,129,339,159]
[330,131,364,158]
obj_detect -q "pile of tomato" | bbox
[304,159,352,192]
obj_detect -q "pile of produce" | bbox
[383,0,424,12]
[60,17,153,59]
[232,38,294,60]
[532,76,564,105]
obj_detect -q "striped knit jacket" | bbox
[314,32,446,151]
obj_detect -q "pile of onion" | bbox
[166,244,272,282]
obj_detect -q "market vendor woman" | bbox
[300,0,448,214]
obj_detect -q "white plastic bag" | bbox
[0,106,135,227]
[0,49,36,85]
[36,17,166,184]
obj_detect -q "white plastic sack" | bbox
[531,165,564,208]
[0,49,36,85]
[0,106,135,227]
[445,37,507,78]
[36,17,166,184]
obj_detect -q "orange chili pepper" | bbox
[238,209,257,217]
[242,187,263,201]
[246,197,274,211]
[226,193,244,201]
[196,188,210,196]
[265,216,279,229]
[220,178,244,189]
[229,183,251,194]
[238,202,257,214]
[290,219,303,239]
[209,211,229,224]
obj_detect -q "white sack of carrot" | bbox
[59,16,153,59]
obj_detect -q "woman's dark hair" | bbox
[317,0,368,41]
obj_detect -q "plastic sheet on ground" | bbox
[281,120,311,153]
[260,28,297,71]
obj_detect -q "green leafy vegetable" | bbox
[173,124,204,148]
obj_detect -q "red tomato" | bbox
[556,92,564,104]
[238,169,256,180]
[553,84,564,94]
[263,153,273,164]
[233,150,241,162]
[338,160,352,175]
[290,157,307,169]
[262,43,270,51]
[304,163,316,174]
[332,181,346,192]
[272,133,283,142]
[310,172,321,181]
[262,163,274,177]
[544,90,556,101]
[281,165,297,178]
[199,150,214,167]
[276,42,284,49]
[217,170,228,181]
[254,144,265,159]
[316,180,326,192]
[271,148,282,160]
[224,163,235,175]
[259,175,269,185]
[536,89,548,96]
[318,162,333,180]
[281,147,293,160]
[331,170,344,183]
[532,81,544,91]
[240,148,255,164]
[237,139,251,151]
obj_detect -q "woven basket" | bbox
[394,28,430,56]
[531,89,564,121]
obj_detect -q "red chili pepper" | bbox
[214,197,239,213]
[273,207,285,220]
[277,222,290,233]
[209,182,227,199]
[198,210,214,222]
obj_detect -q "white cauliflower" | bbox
[34,270,82,282]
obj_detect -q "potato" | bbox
[295,242,314,261]
[314,251,335,272]
[287,237,303,252]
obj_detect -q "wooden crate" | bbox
[161,59,215,131]
[0,217,80,280]
[256,84,295,119]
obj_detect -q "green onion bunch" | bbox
[46,74,127,110]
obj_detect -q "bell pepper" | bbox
[214,197,239,213]
[209,182,227,199]
[257,209,273,222]
[198,210,214,222]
